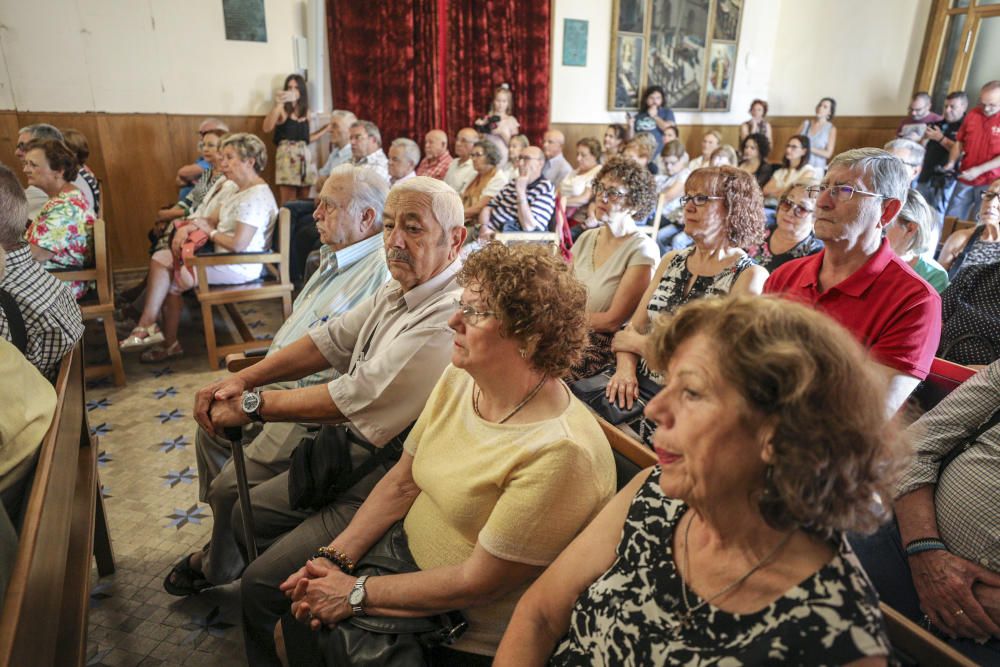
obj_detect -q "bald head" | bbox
[199,117,229,134]
[542,130,565,159]
[424,129,449,159]
[455,128,479,160]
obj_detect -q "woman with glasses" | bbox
[762,135,818,203]
[797,97,838,173]
[568,158,659,380]
[747,183,824,272]
[886,189,949,293]
[606,166,767,443]
[462,140,508,224]
[278,243,615,666]
[938,178,1000,279]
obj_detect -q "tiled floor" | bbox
[82,287,283,667]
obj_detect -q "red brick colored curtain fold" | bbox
[326,0,439,145]
[445,0,551,142]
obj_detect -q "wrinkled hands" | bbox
[193,376,250,436]
[280,558,355,630]
[909,549,1000,641]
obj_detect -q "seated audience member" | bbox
[798,97,838,173]
[738,132,774,189]
[462,140,508,224]
[762,135,818,202]
[14,123,65,218]
[445,127,479,194]
[560,138,602,212]
[747,183,824,272]
[474,83,520,144]
[939,177,1000,279]
[739,98,773,144]
[542,130,572,189]
[175,118,229,199]
[622,137,657,176]
[22,139,95,300]
[347,120,389,182]
[885,138,926,185]
[387,137,419,187]
[416,129,453,180]
[188,177,467,664]
[496,296,900,666]
[710,144,739,167]
[0,167,83,381]
[898,91,943,141]
[660,124,680,147]
[852,359,1000,663]
[155,128,227,229]
[628,85,676,157]
[887,188,949,293]
[278,243,615,665]
[479,146,555,240]
[916,92,968,234]
[765,148,941,413]
[943,81,1000,220]
[313,110,357,191]
[503,134,530,181]
[569,158,659,380]
[652,139,693,251]
[608,167,767,443]
[119,133,276,362]
[603,123,628,162]
[61,128,100,216]
[163,165,391,597]
[687,129,722,172]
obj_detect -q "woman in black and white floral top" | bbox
[496,296,903,667]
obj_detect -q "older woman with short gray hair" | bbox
[462,139,508,222]
[886,188,949,293]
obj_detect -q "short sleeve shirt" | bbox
[25,190,95,299]
[571,230,659,312]
[488,178,556,233]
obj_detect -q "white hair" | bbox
[829,148,910,202]
[897,188,935,256]
[388,176,464,233]
[391,138,421,167]
[326,164,389,228]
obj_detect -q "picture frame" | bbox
[563,19,589,67]
[609,34,646,110]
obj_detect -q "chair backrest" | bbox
[907,357,976,415]
[940,216,976,248]
[879,603,979,667]
[638,191,669,238]
[51,218,113,304]
[595,416,655,490]
[276,207,290,285]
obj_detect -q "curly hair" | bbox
[458,243,589,378]
[685,166,765,247]
[594,156,657,220]
[25,138,79,182]
[740,132,771,161]
[651,295,907,538]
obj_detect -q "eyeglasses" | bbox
[805,184,886,202]
[453,299,495,326]
[680,194,725,207]
[981,191,999,203]
[470,151,485,158]
[778,198,815,218]
[15,142,28,152]
[592,183,629,203]
[516,155,542,163]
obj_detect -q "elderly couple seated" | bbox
[152,154,958,666]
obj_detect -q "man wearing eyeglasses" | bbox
[765,148,942,415]
[478,145,556,241]
[944,80,1000,220]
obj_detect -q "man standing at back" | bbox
[944,80,1000,219]
[765,148,941,414]
[916,91,968,241]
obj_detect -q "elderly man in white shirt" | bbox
[444,127,480,194]
[388,137,420,187]
[349,120,390,182]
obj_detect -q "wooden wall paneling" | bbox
[0,112,21,173]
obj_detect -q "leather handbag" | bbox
[569,366,662,425]
[280,521,468,667]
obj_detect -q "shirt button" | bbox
[981,558,990,566]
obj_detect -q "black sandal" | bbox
[163,553,213,596]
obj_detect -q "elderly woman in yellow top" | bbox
[496,296,903,666]
[277,243,616,665]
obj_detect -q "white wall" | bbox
[551,0,932,125]
[0,0,307,115]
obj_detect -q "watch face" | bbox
[349,588,365,606]
[242,392,261,414]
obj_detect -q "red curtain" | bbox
[325,0,550,145]
[326,0,439,146]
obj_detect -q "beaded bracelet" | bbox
[905,537,948,557]
[312,546,356,573]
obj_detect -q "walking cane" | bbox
[224,426,259,562]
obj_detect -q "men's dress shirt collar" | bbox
[318,234,384,276]
[790,238,894,297]
[394,257,462,311]
[390,171,417,187]
[3,244,34,269]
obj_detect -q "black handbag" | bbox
[280,521,468,667]
[569,366,662,425]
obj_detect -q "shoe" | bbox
[139,341,183,363]
[163,553,214,596]
[120,324,164,350]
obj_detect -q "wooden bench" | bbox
[0,344,116,667]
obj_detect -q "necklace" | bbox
[590,227,604,272]
[677,511,793,630]
[473,376,547,424]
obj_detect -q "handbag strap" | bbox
[0,288,28,354]
[940,400,1000,471]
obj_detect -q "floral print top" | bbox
[25,189,95,300]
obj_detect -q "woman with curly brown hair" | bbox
[497,295,903,666]
[569,157,659,380]
[607,166,768,442]
[278,242,616,665]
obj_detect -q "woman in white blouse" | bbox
[561,138,603,212]
[462,140,509,224]
[762,135,819,204]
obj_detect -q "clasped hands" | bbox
[279,558,357,630]
[193,375,252,436]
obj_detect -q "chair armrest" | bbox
[51,269,98,282]
[225,348,268,372]
[187,253,281,267]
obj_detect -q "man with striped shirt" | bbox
[479,145,555,240]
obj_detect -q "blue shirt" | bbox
[633,107,676,156]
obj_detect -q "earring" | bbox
[519,348,527,359]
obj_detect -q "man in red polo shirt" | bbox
[944,80,1000,219]
[765,148,941,413]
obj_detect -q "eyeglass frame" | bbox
[515,155,543,163]
[680,194,725,207]
[778,197,815,218]
[453,298,496,326]
[981,190,1000,203]
[592,182,630,203]
[805,183,888,202]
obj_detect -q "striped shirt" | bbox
[488,177,556,233]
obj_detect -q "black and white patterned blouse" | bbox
[746,227,824,272]
[949,225,1000,280]
[646,246,755,320]
[550,467,892,666]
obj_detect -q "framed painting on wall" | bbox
[610,34,646,110]
[705,42,736,109]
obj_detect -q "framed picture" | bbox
[608,0,743,111]
[563,19,589,67]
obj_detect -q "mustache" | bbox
[387,248,412,264]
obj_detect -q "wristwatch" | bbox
[241,389,265,423]
[349,575,370,617]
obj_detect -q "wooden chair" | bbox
[53,218,126,386]
[636,191,669,240]
[494,194,570,258]
[596,415,656,491]
[0,344,115,667]
[187,208,293,368]
[939,216,976,248]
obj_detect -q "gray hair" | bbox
[326,164,389,229]
[883,138,926,168]
[389,176,464,233]
[200,117,230,132]
[829,148,910,202]
[331,109,357,125]
[18,123,63,142]
[351,120,382,147]
[221,132,268,173]
[390,138,421,167]
[897,188,935,256]
[474,139,502,167]
[0,165,28,247]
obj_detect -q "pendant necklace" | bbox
[473,376,547,424]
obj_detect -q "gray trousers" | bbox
[194,421,309,584]
[234,433,395,667]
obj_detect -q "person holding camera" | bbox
[916,91,968,251]
[263,74,326,206]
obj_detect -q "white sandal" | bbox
[119,323,165,350]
